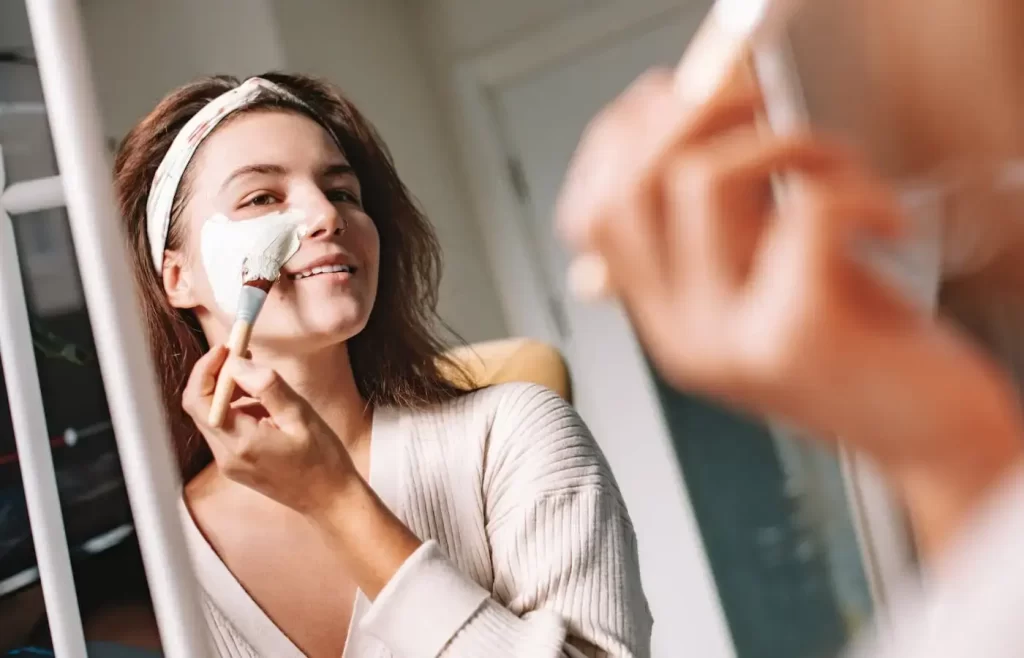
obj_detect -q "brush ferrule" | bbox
[235,285,269,324]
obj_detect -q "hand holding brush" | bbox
[206,216,306,427]
[207,272,276,427]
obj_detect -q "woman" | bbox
[111,73,651,657]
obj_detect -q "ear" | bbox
[162,250,199,310]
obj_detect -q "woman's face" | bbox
[163,110,380,352]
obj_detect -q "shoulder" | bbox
[469,382,590,458]
[467,380,575,427]
[394,384,630,532]
[396,383,614,487]
[409,382,586,451]
[465,384,625,513]
[396,381,571,438]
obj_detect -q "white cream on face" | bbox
[199,209,308,315]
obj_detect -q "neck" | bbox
[248,341,371,450]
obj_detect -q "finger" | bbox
[222,357,308,427]
[585,169,675,308]
[556,70,681,249]
[807,175,907,241]
[196,406,261,474]
[710,131,848,189]
[230,395,262,410]
[678,55,763,145]
[181,345,229,417]
[702,132,907,293]
[681,86,762,145]
[694,130,905,245]
[567,252,613,300]
[580,127,781,299]
[557,68,759,251]
[200,429,234,470]
[789,173,909,278]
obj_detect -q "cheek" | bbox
[180,247,228,317]
[172,211,225,306]
[188,252,217,299]
[355,215,382,276]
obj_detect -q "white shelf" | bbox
[0,102,47,116]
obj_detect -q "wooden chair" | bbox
[443,338,572,403]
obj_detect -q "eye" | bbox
[327,189,361,206]
[244,193,280,208]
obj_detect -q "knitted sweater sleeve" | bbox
[361,384,653,658]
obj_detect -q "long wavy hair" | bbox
[114,72,468,481]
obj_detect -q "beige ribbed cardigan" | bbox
[181,383,652,657]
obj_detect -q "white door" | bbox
[459,3,905,656]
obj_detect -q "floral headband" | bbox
[146,77,317,273]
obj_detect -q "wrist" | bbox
[305,478,422,600]
[303,467,367,520]
[893,377,1024,559]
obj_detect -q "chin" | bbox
[250,292,373,349]
[269,315,370,350]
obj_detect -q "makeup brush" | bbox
[201,209,308,427]
[207,272,276,427]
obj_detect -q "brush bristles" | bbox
[235,285,270,324]
[241,253,286,286]
[242,277,274,293]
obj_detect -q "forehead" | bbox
[189,110,346,183]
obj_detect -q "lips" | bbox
[284,254,358,281]
[288,264,356,281]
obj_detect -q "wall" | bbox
[83,0,286,140]
[80,0,507,343]
[267,0,506,343]
[420,0,592,57]
[0,0,34,53]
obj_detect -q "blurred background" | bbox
[0,1,900,656]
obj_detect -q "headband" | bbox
[146,77,312,272]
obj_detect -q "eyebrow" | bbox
[220,164,287,192]
[322,163,356,179]
[219,162,356,192]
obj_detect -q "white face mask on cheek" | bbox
[199,209,309,315]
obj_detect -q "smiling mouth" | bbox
[288,264,357,280]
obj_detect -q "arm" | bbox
[892,376,1024,559]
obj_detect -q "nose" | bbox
[303,190,347,239]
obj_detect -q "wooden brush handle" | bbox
[208,320,254,427]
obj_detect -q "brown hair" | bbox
[114,73,468,481]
